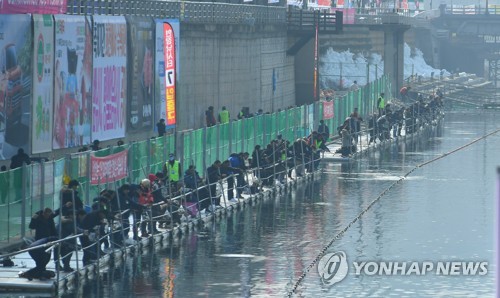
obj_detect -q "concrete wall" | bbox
[0,23,296,168]
[178,23,295,131]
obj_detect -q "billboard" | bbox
[0,14,32,160]
[32,15,54,154]
[92,16,127,141]
[126,16,154,132]
[53,15,92,149]
[155,19,179,130]
[0,0,67,14]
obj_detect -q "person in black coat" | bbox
[21,208,58,279]
[77,210,107,265]
[156,119,166,137]
[53,188,83,272]
[10,148,31,169]
[19,236,58,280]
[205,160,222,209]
[29,208,57,241]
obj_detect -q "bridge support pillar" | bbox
[382,25,407,97]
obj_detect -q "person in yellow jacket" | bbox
[377,92,385,116]
[163,153,182,192]
[218,106,230,124]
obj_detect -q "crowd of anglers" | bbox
[335,92,444,157]
[8,91,444,281]
[11,130,331,280]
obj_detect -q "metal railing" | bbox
[287,9,343,32]
[66,0,287,25]
[0,76,390,243]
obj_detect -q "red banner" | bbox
[323,101,334,119]
[163,23,176,126]
[90,150,128,185]
[0,0,67,14]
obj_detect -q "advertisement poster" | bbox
[126,16,154,132]
[32,15,54,154]
[92,16,127,141]
[90,149,128,185]
[154,19,179,130]
[323,101,334,119]
[0,0,67,14]
[163,23,176,127]
[53,15,92,149]
[0,14,32,160]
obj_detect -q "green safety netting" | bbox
[0,76,389,242]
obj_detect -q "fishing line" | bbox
[287,127,500,297]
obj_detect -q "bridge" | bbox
[66,1,500,100]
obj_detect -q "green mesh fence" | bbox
[0,76,389,243]
[206,126,218,164]
[277,110,287,137]
[231,121,243,154]
[193,129,204,171]
[149,137,164,175]
[219,123,230,160]
[131,140,149,184]
[255,115,265,147]
[243,117,255,154]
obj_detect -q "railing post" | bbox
[202,127,207,174]
[253,116,257,150]
[228,121,233,155]
[41,160,46,210]
[146,138,151,174]
[367,63,370,84]
[335,10,343,32]
[216,125,220,161]
[86,151,91,204]
[21,164,27,238]
[241,119,245,154]
[263,116,267,146]
[340,62,343,90]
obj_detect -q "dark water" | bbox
[80,111,500,298]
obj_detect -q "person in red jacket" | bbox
[400,86,411,101]
[138,179,154,237]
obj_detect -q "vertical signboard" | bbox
[155,19,179,130]
[92,16,127,141]
[32,15,54,154]
[126,16,154,132]
[314,21,319,101]
[0,14,32,160]
[163,23,176,127]
[53,15,92,149]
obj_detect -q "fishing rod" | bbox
[287,127,500,297]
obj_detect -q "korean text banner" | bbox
[323,100,334,119]
[0,14,32,160]
[154,19,179,130]
[90,149,128,185]
[32,15,54,154]
[92,16,127,141]
[53,15,92,149]
[125,16,154,132]
[0,0,67,14]
[163,23,176,126]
